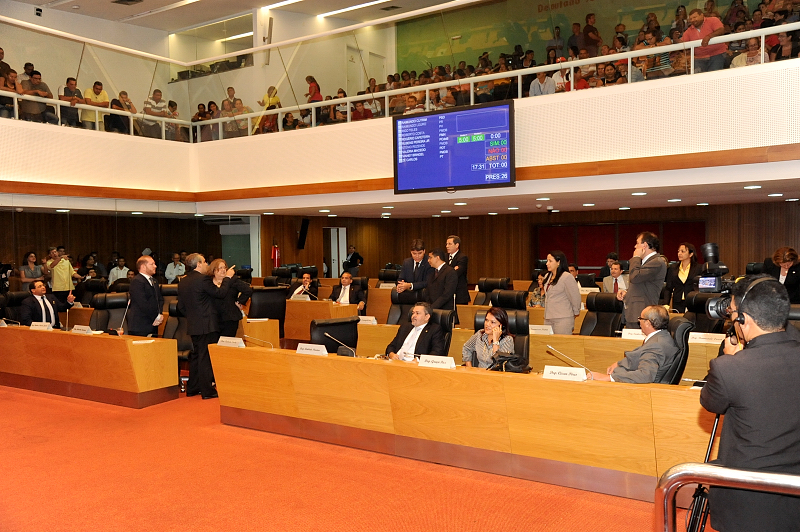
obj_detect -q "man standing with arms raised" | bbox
[46,246,81,305]
[178,253,234,400]
[127,255,164,338]
[617,231,666,328]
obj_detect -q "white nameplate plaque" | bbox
[290,294,311,301]
[218,336,245,348]
[246,318,269,323]
[689,332,727,344]
[30,322,53,331]
[579,287,600,294]
[132,339,155,344]
[543,365,588,381]
[0,320,6,327]
[379,283,395,289]
[418,355,456,369]
[71,325,93,334]
[621,328,646,340]
[358,316,378,325]
[529,324,553,335]
[296,343,329,356]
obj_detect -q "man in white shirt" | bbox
[107,257,130,287]
[618,232,667,328]
[529,70,556,96]
[164,253,185,284]
[20,280,74,328]
[330,272,366,313]
[384,302,445,360]
[142,89,168,138]
[603,262,630,293]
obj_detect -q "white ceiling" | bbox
[25,0,456,33]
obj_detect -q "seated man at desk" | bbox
[20,280,75,328]
[590,305,678,383]
[330,272,366,314]
[287,272,318,299]
[385,302,445,360]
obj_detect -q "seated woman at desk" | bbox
[462,307,514,368]
[543,250,581,335]
[207,258,253,338]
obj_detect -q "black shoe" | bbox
[186,390,201,397]
[201,392,218,400]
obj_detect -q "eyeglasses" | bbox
[637,317,648,322]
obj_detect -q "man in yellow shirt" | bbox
[82,81,109,130]
[46,247,81,304]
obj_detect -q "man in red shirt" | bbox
[351,100,373,121]
[681,8,727,72]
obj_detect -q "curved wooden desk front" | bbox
[210,345,718,502]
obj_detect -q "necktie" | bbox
[414,261,419,275]
[39,296,53,326]
[614,278,618,293]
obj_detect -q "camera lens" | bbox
[706,295,731,320]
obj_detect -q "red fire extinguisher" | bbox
[271,244,280,269]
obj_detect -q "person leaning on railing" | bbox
[0,69,19,119]
[17,70,58,124]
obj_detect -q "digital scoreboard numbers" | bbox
[394,103,514,193]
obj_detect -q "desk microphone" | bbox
[120,298,131,327]
[0,318,21,326]
[242,334,274,349]
[302,287,319,300]
[545,344,594,380]
[324,332,356,357]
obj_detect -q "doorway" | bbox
[322,227,347,278]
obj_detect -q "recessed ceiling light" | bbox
[454,202,467,206]
[319,209,330,213]
[743,185,761,190]
[631,192,647,196]
[382,206,394,209]
[381,212,391,216]
[667,199,681,202]
[768,193,783,197]
[218,31,253,43]
[619,207,630,210]
[131,211,143,215]
[56,209,70,213]
[432,214,441,218]
[551,210,560,213]
[508,207,519,210]
[786,198,800,202]
[119,0,200,21]
[583,203,594,207]
[262,0,303,10]
[194,213,204,217]
[459,216,469,220]
[318,0,391,18]
[327,214,337,217]
[488,212,498,215]
[263,212,274,215]
[697,203,709,206]
[535,197,550,201]
[71,5,79,9]
[441,210,451,213]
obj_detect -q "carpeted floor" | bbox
[1,386,694,531]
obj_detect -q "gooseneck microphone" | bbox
[1,318,21,326]
[324,332,356,357]
[546,344,594,380]
[242,334,275,349]
[302,286,319,300]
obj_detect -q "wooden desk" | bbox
[284,300,359,340]
[211,345,718,502]
[64,307,94,329]
[0,327,178,408]
[366,286,393,324]
[317,278,340,288]
[512,280,532,291]
[318,285,333,300]
[238,319,281,348]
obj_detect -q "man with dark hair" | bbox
[18,70,58,124]
[700,275,800,531]
[20,280,74,328]
[330,272,366,313]
[397,239,431,295]
[0,48,10,79]
[142,89,168,138]
[600,252,619,278]
[426,248,458,310]
[568,22,585,53]
[127,255,164,337]
[343,244,363,276]
[57,77,82,127]
[602,261,629,293]
[618,231,667,328]
[681,8,727,72]
[583,13,602,56]
[591,305,678,382]
[445,235,470,305]
[568,263,579,280]
[385,302,445,360]
[107,257,129,287]
[82,80,109,130]
[178,253,234,399]
[288,272,317,299]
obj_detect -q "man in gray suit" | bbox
[617,231,666,328]
[602,261,629,293]
[591,305,678,383]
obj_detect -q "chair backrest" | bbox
[160,283,178,313]
[89,292,130,332]
[489,289,528,310]
[618,259,630,271]
[351,276,369,292]
[80,279,108,306]
[661,317,694,384]
[3,291,29,322]
[386,288,426,325]
[474,277,509,305]
[161,300,193,356]
[235,268,253,283]
[262,276,281,287]
[109,280,131,293]
[248,287,288,337]
[378,269,400,283]
[310,315,360,353]
[579,292,624,336]
[473,309,529,368]
[683,291,725,333]
[745,262,764,275]
[576,273,596,288]
[429,308,456,355]
[272,267,292,285]
[297,265,318,279]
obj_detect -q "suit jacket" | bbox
[602,273,630,293]
[447,251,471,305]
[214,276,253,323]
[623,253,667,326]
[543,271,582,321]
[762,258,800,304]
[20,293,72,328]
[385,321,445,356]
[177,269,232,336]
[330,284,366,306]
[127,273,164,334]
[426,264,458,310]
[664,262,703,312]
[398,256,431,291]
[700,330,800,531]
[611,329,678,383]
[343,252,363,270]
[287,281,318,299]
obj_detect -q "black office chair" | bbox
[77,278,107,306]
[89,292,130,332]
[235,268,253,283]
[472,309,529,371]
[618,260,630,271]
[579,292,624,336]
[745,262,763,275]
[683,291,725,333]
[386,288,427,325]
[160,283,178,313]
[489,289,528,310]
[576,273,597,288]
[661,317,694,384]
[473,278,510,306]
[161,300,193,392]
[272,267,292,285]
[378,269,400,284]
[310,315,360,354]
[262,276,281,287]
[297,265,318,279]
[429,308,456,356]
[108,280,131,293]
[4,291,32,323]
[248,286,288,337]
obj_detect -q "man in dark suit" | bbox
[445,235,470,305]
[287,272,318,299]
[330,272,366,314]
[396,239,431,296]
[127,255,164,337]
[426,248,458,311]
[177,253,234,400]
[590,305,678,383]
[599,252,618,279]
[342,244,363,276]
[700,275,800,532]
[618,231,667,328]
[20,280,74,328]
[385,302,445,359]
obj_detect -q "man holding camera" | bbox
[700,275,800,531]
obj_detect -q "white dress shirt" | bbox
[398,324,424,360]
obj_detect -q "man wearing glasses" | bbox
[700,275,800,531]
[590,305,678,382]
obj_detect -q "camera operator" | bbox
[699,274,800,532]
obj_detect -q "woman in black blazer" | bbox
[207,258,253,337]
[664,242,703,312]
[762,247,800,304]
